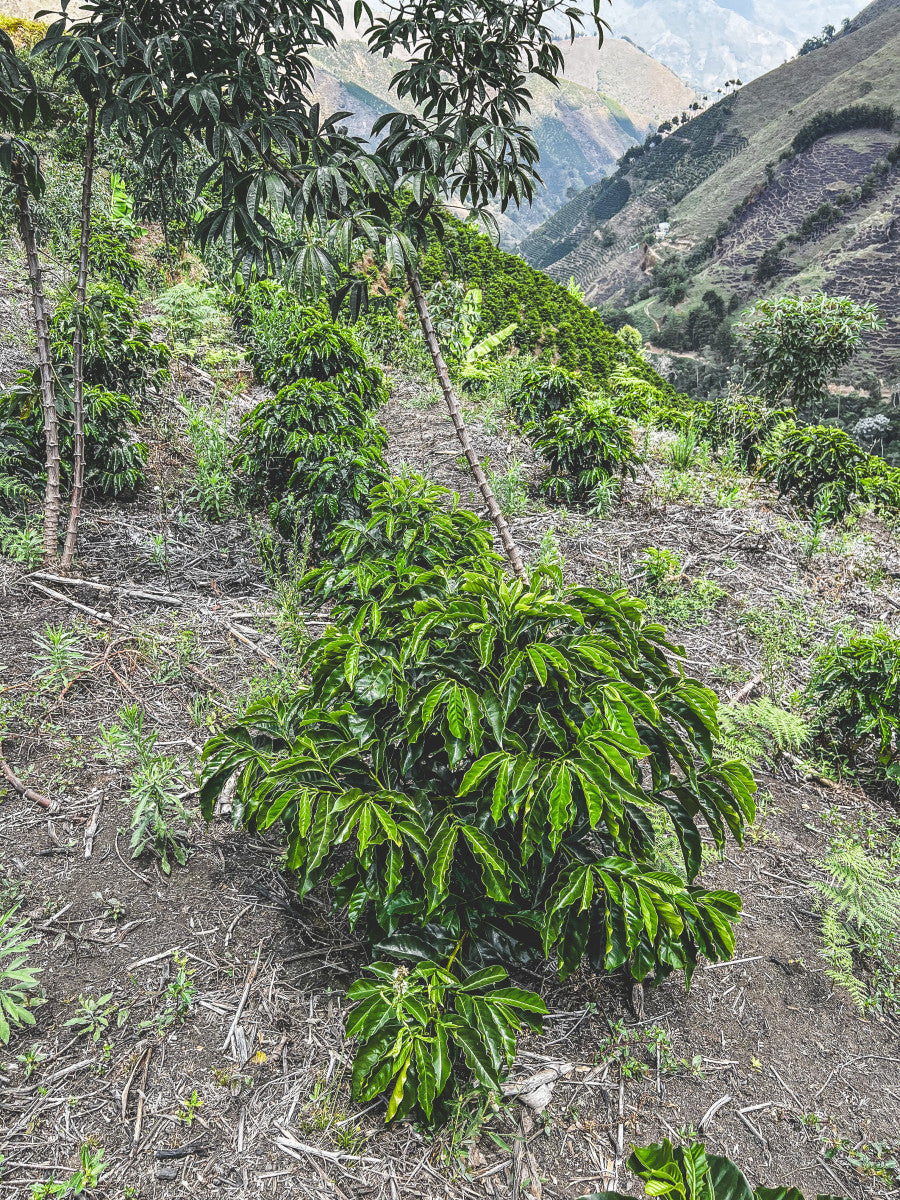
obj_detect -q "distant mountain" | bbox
[602,0,857,91]
[309,39,695,242]
[519,0,900,377]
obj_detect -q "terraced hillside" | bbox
[519,0,900,375]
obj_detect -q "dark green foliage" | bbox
[528,397,638,503]
[266,321,389,409]
[50,281,170,396]
[759,423,871,519]
[790,104,895,156]
[304,473,500,613]
[346,958,546,1121]
[228,279,321,380]
[235,379,387,502]
[86,230,143,290]
[580,1137,827,1200]
[754,245,782,284]
[268,436,390,550]
[512,364,583,424]
[738,293,884,416]
[805,629,900,775]
[0,380,147,498]
[200,571,754,990]
[420,217,668,395]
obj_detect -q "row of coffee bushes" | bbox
[205,294,757,1125]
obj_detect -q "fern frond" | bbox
[819,909,867,1009]
[718,698,809,768]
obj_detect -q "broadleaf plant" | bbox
[578,1137,833,1200]
[346,957,547,1121]
[201,559,755,1118]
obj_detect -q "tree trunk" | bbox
[407,269,525,579]
[60,104,96,572]
[12,157,61,566]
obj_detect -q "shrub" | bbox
[758,422,869,519]
[698,394,792,468]
[583,1138,822,1200]
[267,434,390,551]
[0,380,147,498]
[86,230,144,290]
[201,571,755,988]
[347,958,546,1121]
[267,320,389,409]
[235,379,388,502]
[528,397,638,502]
[804,628,900,776]
[228,278,319,379]
[420,216,667,395]
[510,364,583,423]
[50,281,171,396]
[304,473,501,614]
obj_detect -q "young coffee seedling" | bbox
[0,907,42,1044]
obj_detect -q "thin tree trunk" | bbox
[60,104,96,572]
[12,157,61,565]
[407,269,525,579]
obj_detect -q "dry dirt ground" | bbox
[2,369,900,1200]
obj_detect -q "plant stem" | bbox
[60,103,97,572]
[12,155,60,566]
[407,269,525,579]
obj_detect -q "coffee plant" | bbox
[512,364,583,424]
[268,434,390,551]
[346,959,546,1121]
[235,379,388,502]
[303,473,501,614]
[201,571,754,986]
[51,281,170,397]
[805,629,900,778]
[697,394,792,468]
[0,380,147,498]
[265,320,389,409]
[759,423,869,520]
[580,1137,828,1200]
[529,397,639,502]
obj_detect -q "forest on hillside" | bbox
[0,4,899,1199]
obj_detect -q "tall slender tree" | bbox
[38,7,115,570]
[49,0,605,573]
[0,29,61,564]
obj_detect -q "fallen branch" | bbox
[30,571,183,606]
[0,754,52,809]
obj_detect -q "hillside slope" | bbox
[309,39,695,241]
[520,0,900,375]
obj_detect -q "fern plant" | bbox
[812,836,900,1010]
[201,570,755,987]
[0,907,42,1044]
[528,396,638,503]
[717,698,810,770]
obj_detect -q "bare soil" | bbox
[2,374,900,1200]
